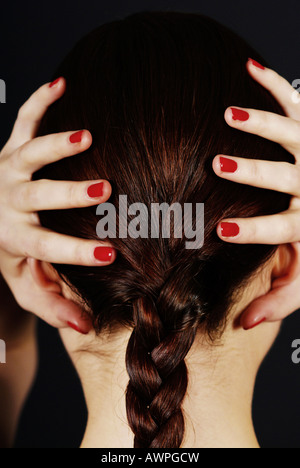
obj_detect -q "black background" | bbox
[1,0,300,448]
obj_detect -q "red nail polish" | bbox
[49,78,61,88]
[87,182,104,198]
[231,108,249,122]
[220,222,240,237]
[94,247,114,262]
[69,130,84,144]
[248,58,265,70]
[67,322,88,335]
[244,317,266,330]
[220,157,238,173]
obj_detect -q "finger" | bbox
[14,129,92,173]
[217,211,300,244]
[247,59,300,120]
[19,226,117,266]
[7,78,66,150]
[213,155,300,197]
[224,106,300,156]
[241,277,300,330]
[26,257,92,333]
[12,179,112,211]
[241,288,292,330]
[28,289,90,330]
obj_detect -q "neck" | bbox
[61,322,270,448]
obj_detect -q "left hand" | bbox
[0,79,115,334]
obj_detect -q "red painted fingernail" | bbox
[87,182,104,198]
[244,317,266,330]
[69,130,84,144]
[94,246,114,262]
[231,108,249,122]
[248,58,265,70]
[220,222,240,237]
[67,322,88,335]
[49,77,61,88]
[220,157,238,173]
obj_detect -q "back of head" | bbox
[34,11,293,448]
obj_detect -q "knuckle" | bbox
[247,220,257,240]
[284,165,300,193]
[51,139,63,159]
[10,185,23,209]
[72,241,87,266]
[269,69,282,88]
[67,183,81,209]
[33,235,49,260]
[49,134,68,159]
[253,114,267,135]
[12,182,40,210]
[24,183,40,208]
[249,160,260,182]
[17,142,29,163]
[9,148,24,171]
[17,103,30,121]
[280,216,296,240]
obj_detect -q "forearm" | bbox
[0,272,38,447]
[0,272,36,345]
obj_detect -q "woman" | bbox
[1,11,300,448]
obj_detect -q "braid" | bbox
[125,271,202,448]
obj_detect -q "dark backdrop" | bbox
[0,0,300,448]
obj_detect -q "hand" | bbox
[212,59,300,329]
[0,78,116,333]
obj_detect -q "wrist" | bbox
[0,274,36,346]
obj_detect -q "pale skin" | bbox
[30,243,299,448]
[1,59,300,447]
[0,77,115,446]
[212,58,300,329]
[0,77,116,332]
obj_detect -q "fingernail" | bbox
[244,317,266,330]
[220,157,238,173]
[94,246,114,262]
[220,222,240,237]
[248,58,265,70]
[87,182,104,198]
[67,322,89,335]
[69,130,84,144]
[231,108,249,122]
[49,77,61,88]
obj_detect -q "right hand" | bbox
[212,60,300,330]
[0,77,116,333]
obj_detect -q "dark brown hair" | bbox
[34,11,293,448]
